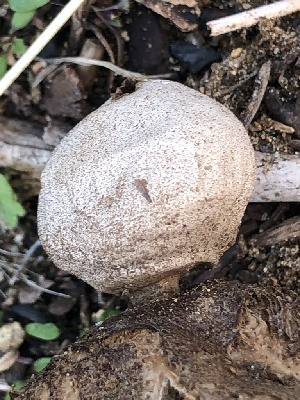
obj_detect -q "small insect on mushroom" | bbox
[38,80,256,300]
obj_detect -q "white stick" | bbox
[0,0,86,96]
[250,151,300,202]
[207,0,300,37]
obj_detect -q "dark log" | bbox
[12,281,300,399]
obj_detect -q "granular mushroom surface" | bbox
[38,80,256,295]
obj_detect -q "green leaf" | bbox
[0,174,25,229]
[14,381,26,390]
[110,17,122,28]
[0,54,8,79]
[25,322,61,341]
[5,380,26,399]
[9,0,50,13]
[11,11,35,30]
[100,309,122,322]
[12,37,27,56]
[33,357,51,372]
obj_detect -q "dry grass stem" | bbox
[41,56,172,79]
[42,56,144,78]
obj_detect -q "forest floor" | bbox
[0,0,299,397]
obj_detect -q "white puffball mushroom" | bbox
[38,80,256,296]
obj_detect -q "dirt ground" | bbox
[0,0,299,397]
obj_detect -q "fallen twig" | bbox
[207,0,300,37]
[0,259,71,298]
[0,249,23,257]
[20,277,71,298]
[18,241,41,273]
[0,242,71,298]
[9,240,41,285]
[250,152,300,202]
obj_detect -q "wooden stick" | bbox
[0,0,86,96]
[250,151,300,202]
[207,0,300,37]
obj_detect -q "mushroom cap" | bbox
[38,80,256,295]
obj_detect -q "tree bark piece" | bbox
[251,215,300,247]
[0,116,68,180]
[12,281,300,399]
[241,61,271,129]
[0,117,51,180]
[135,0,200,32]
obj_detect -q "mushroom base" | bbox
[128,274,180,307]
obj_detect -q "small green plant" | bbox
[0,0,50,78]
[0,36,27,79]
[92,308,122,325]
[5,380,26,400]
[25,322,61,341]
[33,357,52,372]
[0,174,25,229]
[100,308,122,321]
[11,36,27,55]
[5,357,51,398]
[0,54,8,78]
[9,0,51,30]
